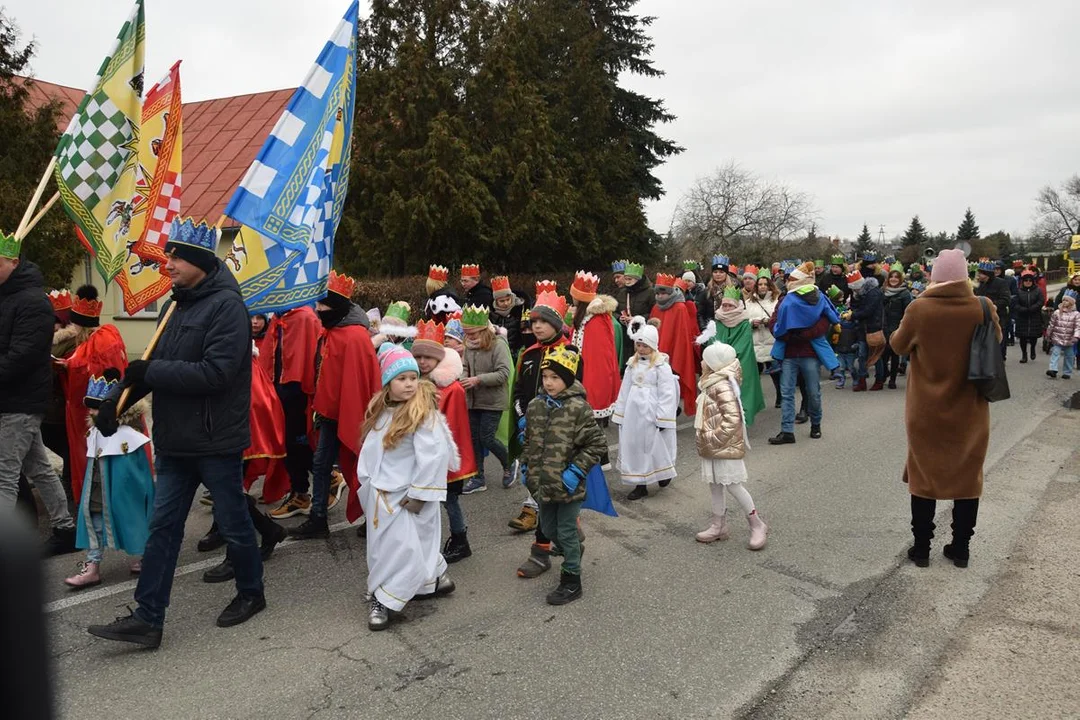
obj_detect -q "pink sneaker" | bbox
[129,558,142,575]
[695,514,730,543]
[747,510,768,550]
[64,561,102,590]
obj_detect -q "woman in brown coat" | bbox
[889,249,1001,568]
[693,342,768,550]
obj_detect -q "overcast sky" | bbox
[10,0,1079,240]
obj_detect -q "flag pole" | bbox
[16,157,58,237]
[116,214,228,413]
[14,192,60,241]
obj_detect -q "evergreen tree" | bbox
[901,215,928,248]
[854,223,875,256]
[956,207,980,242]
[0,11,83,288]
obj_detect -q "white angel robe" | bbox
[358,409,460,611]
[611,354,679,485]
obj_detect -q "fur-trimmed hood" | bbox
[587,294,618,317]
[428,347,464,388]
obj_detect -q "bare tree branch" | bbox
[1032,175,1080,247]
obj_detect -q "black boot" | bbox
[545,571,583,605]
[768,431,796,445]
[216,593,266,628]
[909,495,935,567]
[442,531,472,564]
[626,484,648,501]
[944,499,979,568]
[88,610,162,648]
[658,478,671,488]
[197,525,225,552]
[289,516,329,540]
[260,521,288,561]
[203,558,235,583]
[794,410,809,424]
[809,425,822,439]
[43,526,77,557]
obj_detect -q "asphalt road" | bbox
[40,349,1077,720]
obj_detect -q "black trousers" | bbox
[910,495,979,556]
[275,382,314,496]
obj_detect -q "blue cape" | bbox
[771,289,840,339]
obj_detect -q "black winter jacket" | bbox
[1014,286,1046,338]
[850,279,885,337]
[881,287,912,335]
[817,271,850,303]
[616,277,656,321]
[491,297,525,358]
[128,262,252,456]
[975,276,1011,324]
[0,260,54,415]
[464,282,494,310]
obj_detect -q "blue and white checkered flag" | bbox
[224,0,358,251]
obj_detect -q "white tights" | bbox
[710,482,755,517]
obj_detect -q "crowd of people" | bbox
[3,217,1078,646]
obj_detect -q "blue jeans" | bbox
[311,420,339,519]
[855,340,885,381]
[781,357,822,432]
[444,493,466,534]
[135,453,263,628]
[469,410,507,480]
[1049,344,1076,375]
[837,352,857,378]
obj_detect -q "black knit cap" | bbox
[164,240,218,274]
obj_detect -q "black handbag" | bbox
[968,297,1010,402]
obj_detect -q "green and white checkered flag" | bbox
[54,0,145,283]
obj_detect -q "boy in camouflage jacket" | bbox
[522,345,607,605]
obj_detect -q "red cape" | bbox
[262,306,321,395]
[438,381,477,484]
[682,300,703,375]
[244,358,289,501]
[650,305,697,416]
[575,313,620,416]
[313,323,381,523]
[65,325,128,503]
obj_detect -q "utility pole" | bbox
[877,225,887,247]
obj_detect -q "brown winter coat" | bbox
[890,281,1001,500]
[694,360,747,460]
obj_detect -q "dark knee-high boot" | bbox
[944,499,979,568]
[908,495,936,567]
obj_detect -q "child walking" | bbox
[612,317,679,501]
[827,286,858,389]
[360,344,460,630]
[1045,294,1080,379]
[521,345,607,605]
[65,370,155,589]
[694,344,768,550]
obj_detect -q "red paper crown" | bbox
[743,264,759,277]
[673,277,690,292]
[49,289,72,312]
[328,269,356,298]
[71,295,103,319]
[655,273,678,289]
[845,269,864,284]
[428,265,449,283]
[491,275,511,294]
[532,290,568,318]
[569,271,600,303]
[536,280,558,296]
[414,319,446,346]
[459,263,480,278]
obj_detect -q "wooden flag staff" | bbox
[115,214,228,414]
[16,157,57,237]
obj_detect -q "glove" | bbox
[519,463,528,487]
[562,463,586,494]
[400,497,425,514]
[123,359,151,387]
[94,400,119,437]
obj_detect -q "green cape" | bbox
[708,320,766,427]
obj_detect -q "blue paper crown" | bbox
[611,259,627,273]
[711,255,730,268]
[167,217,219,253]
[884,255,896,264]
[780,261,796,274]
[85,374,119,402]
[911,281,926,292]
[977,261,996,273]
[863,252,878,262]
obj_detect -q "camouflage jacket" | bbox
[523,381,607,503]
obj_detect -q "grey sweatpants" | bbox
[0,413,74,528]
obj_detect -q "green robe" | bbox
[708,320,766,427]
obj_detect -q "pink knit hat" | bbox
[931,249,969,284]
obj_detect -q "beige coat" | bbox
[890,281,1001,500]
[744,292,778,363]
[695,359,747,460]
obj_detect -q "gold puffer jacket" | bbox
[695,359,746,460]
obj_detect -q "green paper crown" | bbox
[461,304,490,328]
[830,254,846,266]
[757,268,771,280]
[814,259,825,268]
[682,260,698,271]
[826,285,842,300]
[385,301,410,324]
[0,230,21,260]
[624,262,644,279]
[723,286,742,300]
[891,262,905,273]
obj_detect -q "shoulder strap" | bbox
[978,296,992,325]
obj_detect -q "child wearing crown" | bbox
[649,273,698,417]
[695,286,766,427]
[64,370,155,589]
[521,344,607,605]
[568,271,621,424]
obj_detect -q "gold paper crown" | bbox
[541,344,580,375]
[0,229,21,260]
